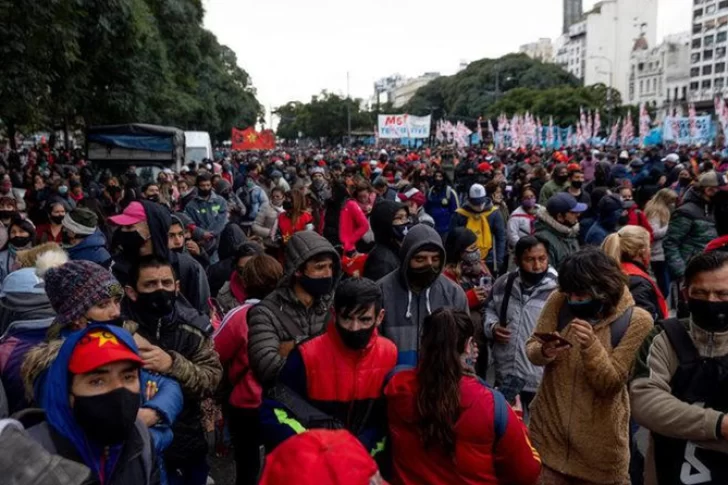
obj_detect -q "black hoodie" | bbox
[207,223,247,296]
[363,200,405,281]
[112,200,210,313]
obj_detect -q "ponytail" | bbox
[601,233,623,263]
[600,226,651,265]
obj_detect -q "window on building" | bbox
[706,34,715,46]
[659,78,663,93]
[695,0,704,4]
[692,66,701,76]
[696,7,705,18]
[704,65,714,75]
[683,86,688,99]
[719,31,728,42]
[721,0,728,9]
[694,23,703,34]
[693,38,702,48]
[703,79,712,89]
[639,80,644,94]
[717,62,726,73]
[693,52,702,63]
[716,78,725,89]
[638,62,644,71]
[691,81,700,91]
[705,49,714,60]
[718,46,727,57]
[708,4,717,14]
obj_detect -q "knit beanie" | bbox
[44,261,123,327]
[62,208,98,236]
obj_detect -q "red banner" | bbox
[231,127,276,150]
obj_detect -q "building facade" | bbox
[689,0,728,105]
[391,72,441,108]
[519,38,555,63]
[554,20,587,81]
[563,0,583,34]
[628,33,691,110]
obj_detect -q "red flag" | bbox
[231,127,276,150]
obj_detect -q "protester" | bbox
[385,308,542,485]
[484,236,558,407]
[538,164,569,204]
[584,194,623,246]
[534,193,584,270]
[35,202,66,244]
[564,167,590,207]
[61,208,111,268]
[184,173,228,256]
[507,186,540,248]
[122,255,222,485]
[339,180,371,255]
[450,183,506,275]
[217,243,263,314]
[618,186,653,240]
[425,170,459,237]
[214,254,283,485]
[630,251,728,485]
[443,228,492,312]
[362,200,410,282]
[168,214,210,270]
[206,224,247,298]
[247,231,340,386]
[398,187,435,228]
[273,188,314,247]
[251,187,284,245]
[0,217,36,285]
[526,248,653,484]
[379,224,468,366]
[644,188,678,299]
[237,175,269,233]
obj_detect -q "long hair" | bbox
[559,248,627,317]
[644,188,678,226]
[601,225,651,264]
[288,188,307,227]
[416,309,474,456]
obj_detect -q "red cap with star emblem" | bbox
[68,329,143,375]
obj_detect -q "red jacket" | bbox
[622,262,669,319]
[385,369,541,485]
[278,211,314,245]
[626,206,654,243]
[213,302,262,409]
[339,199,370,253]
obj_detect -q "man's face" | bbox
[392,209,409,226]
[301,256,334,279]
[686,265,728,302]
[128,265,178,301]
[556,169,568,180]
[519,244,549,274]
[434,173,444,184]
[570,173,584,185]
[198,180,212,193]
[410,250,441,271]
[144,185,160,199]
[71,360,140,403]
[168,223,185,250]
[558,211,580,227]
[337,304,384,332]
[84,296,122,324]
[312,173,324,182]
[121,221,152,256]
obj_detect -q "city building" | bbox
[391,72,441,108]
[563,0,583,34]
[554,20,587,81]
[628,33,691,111]
[519,38,555,63]
[373,75,406,105]
[583,0,658,103]
[689,0,728,106]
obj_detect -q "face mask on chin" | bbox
[520,268,548,286]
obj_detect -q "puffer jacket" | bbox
[525,289,653,483]
[247,231,341,386]
[664,188,717,278]
[425,184,459,235]
[385,369,542,485]
[66,229,111,268]
[484,268,558,393]
[339,199,370,253]
[362,200,404,282]
[533,208,580,271]
[630,319,728,485]
[378,224,468,366]
[507,205,540,248]
[252,202,283,241]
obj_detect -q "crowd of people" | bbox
[0,142,727,485]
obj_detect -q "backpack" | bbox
[556,305,634,349]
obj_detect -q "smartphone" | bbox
[533,332,573,348]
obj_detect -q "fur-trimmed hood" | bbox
[535,207,580,238]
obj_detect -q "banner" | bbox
[377,114,431,139]
[662,116,714,145]
[231,127,276,150]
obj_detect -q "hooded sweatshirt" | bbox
[363,201,405,282]
[378,224,468,366]
[207,223,247,297]
[66,229,111,268]
[247,232,341,386]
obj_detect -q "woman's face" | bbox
[50,204,66,219]
[9,226,30,239]
[392,209,409,226]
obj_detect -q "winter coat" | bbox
[526,290,653,483]
[450,200,507,269]
[538,179,567,205]
[247,232,341,386]
[425,184,459,235]
[378,224,468,366]
[260,323,396,453]
[66,230,111,268]
[630,319,728,485]
[214,302,262,409]
[648,216,668,262]
[252,202,282,241]
[664,188,717,278]
[584,221,613,246]
[385,369,542,485]
[184,192,228,237]
[507,205,539,247]
[237,184,269,225]
[207,223,247,297]
[339,199,370,253]
[484,268,559,393]
[533,208,581,271]
[362,200,404,282]
[122,298,222,465]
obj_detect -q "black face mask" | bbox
[146,195,160,203]
[570,181,583,190]
[298,274,333,298]
[688,298,728,333]
[336,322,375,350]
[407,266,440,289]
[135,289,176,319]
[9,236,31,249]
[198,189,211,198]
[520,268,548,286]
[50,215,65,225]
[392,223,412,243]
[116,230,146,255]
[679,178,691,187]
[567,298,604,321]
[0,210,16,221]
[73,387,140,446]
[171,245,185,253]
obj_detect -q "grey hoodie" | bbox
[378,224,468,366]
[247,231,341,385]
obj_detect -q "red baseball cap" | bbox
[109,201,147,226]
[68,329,143,375]
[259,430,386,485]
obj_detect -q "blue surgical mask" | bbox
[58,185,69,195]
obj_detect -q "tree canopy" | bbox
[0,0,262,145]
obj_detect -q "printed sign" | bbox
[377,114,431,139]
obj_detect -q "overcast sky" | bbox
[204,0,691,119]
